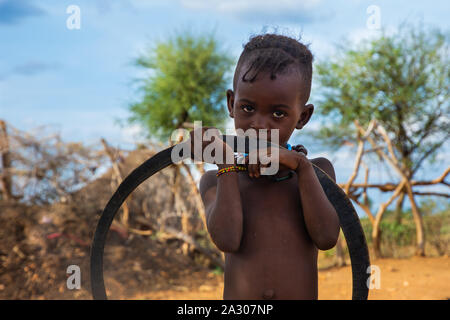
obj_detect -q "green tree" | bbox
[123,31,234,259]
[127,31,234,141]
[314,23,449,257]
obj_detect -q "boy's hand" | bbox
[188,127,235,165]
[245,144,311,178]
[291,144,308,156]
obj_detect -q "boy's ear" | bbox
[296,104,314,129]
[226,89,234,118]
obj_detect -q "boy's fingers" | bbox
[256,162,262,178]
[247,151,259,177]
[239,149,275,176]
[255,163,261,178]
[292,144,308,156]
[248,163,260,178]
[260,161,270,168]
[248,163,254,178]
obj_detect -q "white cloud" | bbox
[346,27,381,45]
[121,123,147,144]
[181,0,321,11]
[180,0,323,23]
[347,24,398,45]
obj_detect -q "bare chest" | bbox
[236,173,312,251]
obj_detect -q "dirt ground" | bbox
[1,199,448,300]
[124,256,450,300]
[0,197,448,300]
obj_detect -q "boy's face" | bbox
[226,67,314,146]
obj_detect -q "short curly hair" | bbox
[233,33,314,102]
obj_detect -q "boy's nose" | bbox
[249,117,272,140]
[250,115,268,131]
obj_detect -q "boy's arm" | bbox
[296,156,340,250]
[199,167,244,253]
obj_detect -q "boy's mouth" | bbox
[232,131,292,153]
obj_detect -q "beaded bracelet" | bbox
[216,165,247,177]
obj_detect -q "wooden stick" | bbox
[354,120,426,256]
[101,138,130,230]
[181,162,207,229]
[0,120,13,201]
[162,225,225,269]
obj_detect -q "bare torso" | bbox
[222,168,318,300]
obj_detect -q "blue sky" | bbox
[1,0,449,212]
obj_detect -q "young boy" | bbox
[197,34,340,300]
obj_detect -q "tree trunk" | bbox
[334,233,346,267]
[394,191,405,225]
[0,120,13,201]
[196,163,205,176]
[405,183,426,256]
[181,163,207,229]
[372,219,382,259]
[101,138,130,229]
[172,165,195,256]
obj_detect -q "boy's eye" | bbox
[241,105,254,112]
[273,111,285,118]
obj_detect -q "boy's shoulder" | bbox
[310,157,336,182]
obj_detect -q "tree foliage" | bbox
[127,31,234,141]
[313,23,449,175]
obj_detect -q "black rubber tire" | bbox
[90,137,370,300]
